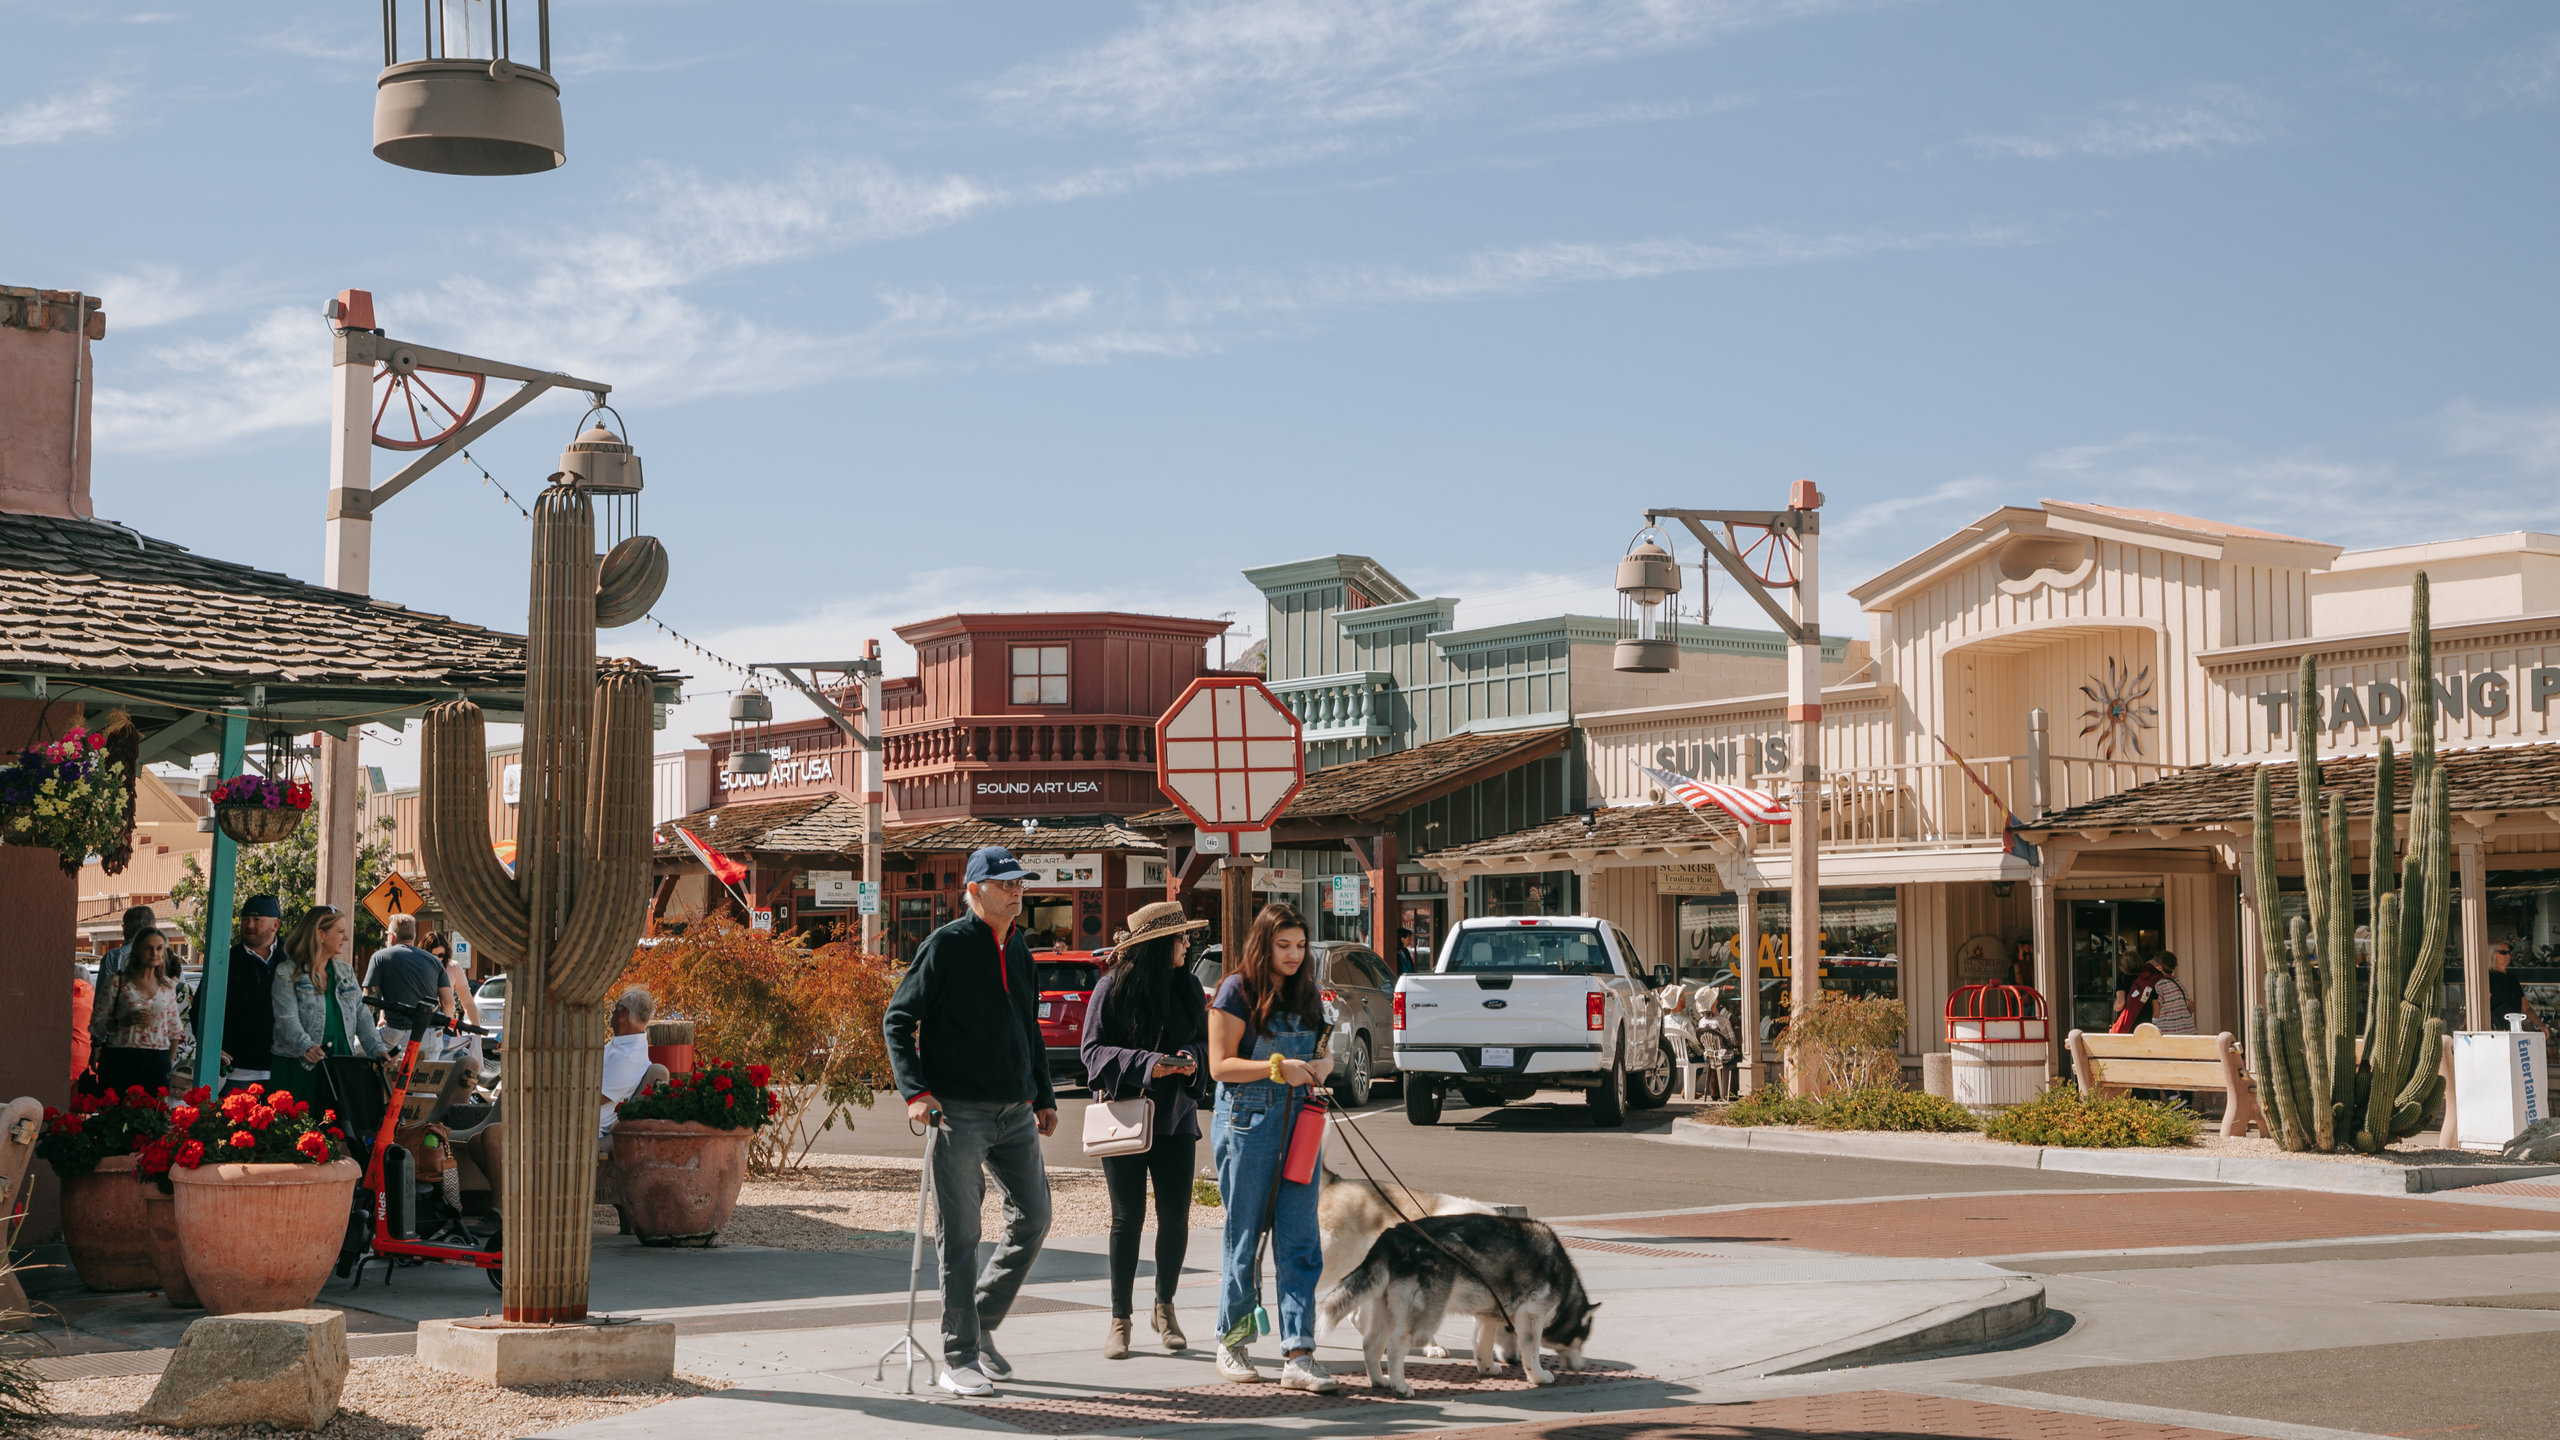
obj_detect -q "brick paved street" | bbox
[1589,1188,2560,1259]
[1374,1391,2254,1440]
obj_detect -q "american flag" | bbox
[1642,765,1790,828]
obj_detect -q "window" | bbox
[1447,926,1610,976]
[1011,645,1069,705]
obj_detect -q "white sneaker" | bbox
[1278,1355,1339,1393]
[976,1334,1013,1380]
[937,1364,994,1397]
[1216,1344,1262,1383]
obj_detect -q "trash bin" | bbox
[1945,983,2050,1111]
[2452,1024,2549,1152]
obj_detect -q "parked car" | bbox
[1035,951,1104,1089]
[1393,915,1672,1127]
[1180,940,1399,1105]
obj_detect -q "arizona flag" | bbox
[672,825,749,894]
[1642,766,1789,828]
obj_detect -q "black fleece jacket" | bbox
[883,909,1057,1110]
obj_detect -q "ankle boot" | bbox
[1152,1301,1187,1352]
[1103,1317,1132,1359]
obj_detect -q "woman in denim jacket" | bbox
[1204,902,1334,1393]
[269,905,385,1109]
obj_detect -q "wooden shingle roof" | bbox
[897,816,1163,853]
[1127,725,1573,831]
[1430,801,1735,862]
[2026,744,2560,834]
[654,793,865,860]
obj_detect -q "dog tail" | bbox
[1319,1223,1418,1330]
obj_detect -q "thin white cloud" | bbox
[2436,399,2560,475]
[0,80,128,146]
[92,308,331,454]
[1968,83,2275,159]
[983,0,1855,135]
[1515,96,1733,132]
[88,264,213,331]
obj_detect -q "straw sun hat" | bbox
[1113,900,1209,952]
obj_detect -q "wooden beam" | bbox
[136,712,212,763]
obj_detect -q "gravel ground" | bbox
[33,1357,727,1440]
[711,1155,1126,1251]
[1682,1112,2525,1166]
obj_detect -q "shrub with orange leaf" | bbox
[619,920,896,1174]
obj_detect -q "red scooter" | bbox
[339,997,504,1292]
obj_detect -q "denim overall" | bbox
[1210,1010,1323,1351]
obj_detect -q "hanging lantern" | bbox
[1613,528,1684,673]
[728,687,773,775]
[375,0,566,175]
[558,402,645,546]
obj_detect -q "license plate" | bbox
[1038,1002,1052,1018]
[1481,1047,1515,1069]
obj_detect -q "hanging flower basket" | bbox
[209,774,313,847]
[0,724,135,874]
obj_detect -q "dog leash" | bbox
[1316,1090,1521,1343]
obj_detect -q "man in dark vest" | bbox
[192,894,283,1094]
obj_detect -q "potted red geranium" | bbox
[159,1084,358,1314]
[609,1058,778,1245]
[36,1087,168,1291]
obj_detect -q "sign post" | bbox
[1155,677,1306,966]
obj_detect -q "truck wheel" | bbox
[1628,1047,1674,1110]
[1587,1043,1626,1127]
[1405,1078,1443,1125]
[1333,1034,1373,1108]
[1458,1085,1506,1110]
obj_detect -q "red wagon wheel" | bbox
[371,362,485,451]
[1725,521,1800,587]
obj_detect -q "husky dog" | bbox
[1319,1213,1598,1397]
[1316,1166,1497,1358]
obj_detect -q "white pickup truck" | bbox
[1392,915,1674,1127]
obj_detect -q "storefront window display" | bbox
[1477,871,1576,918]
[2483,869,2560,1021]
[1671,887,1898,1000]
[2066,897,2163,1036]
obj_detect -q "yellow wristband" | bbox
[1268,1052,1286,1084]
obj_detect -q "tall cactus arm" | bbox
[2360,891,2405,1153]
[2324,793,2356,1083]
[2373,739,2398,900]
[551,669,658,1003]
[2269,967,2314,1150]
[419,700,532,968]
[2295,655,2328,974]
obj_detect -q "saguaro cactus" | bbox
[420,480,666,1321]
[2248,573,2450,1153]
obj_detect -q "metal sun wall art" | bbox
[2078,658,2157,759]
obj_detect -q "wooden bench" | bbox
[2068,1024,2267,1139]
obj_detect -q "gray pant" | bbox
[929,1100,1052,1369]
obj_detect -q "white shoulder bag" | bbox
[1082,1019,1167,1157]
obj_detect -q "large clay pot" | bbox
[611,1121,751,1246]
[58,1156,155,1291]
[168,1159,359,1315]
[138,1186,200,1308]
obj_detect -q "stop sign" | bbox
[1155,676,1305,835]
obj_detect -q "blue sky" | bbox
[6,1,2558,777]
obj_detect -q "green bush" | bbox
[1193,1174,1222,1207]
[1984,1080,2200,1148]
[1706,1086,1980,1133]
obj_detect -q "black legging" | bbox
[1102,1135,1197,1319]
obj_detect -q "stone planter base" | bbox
[610,1121,751,1245]
[59,1155,155,1292]
[416,1317,675,1385]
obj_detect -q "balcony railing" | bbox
[1270,671,1396,742]
[1722,754,2180,853]
[883,721,1157,772]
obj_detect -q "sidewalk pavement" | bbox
[497,1224,2044,1440]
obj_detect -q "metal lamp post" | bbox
[1617,481,1827,1094]
[1612,529,1683,674]
[746,647,888,950]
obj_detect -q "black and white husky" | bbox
[1318,1213,1599,1397]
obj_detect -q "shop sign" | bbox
[2254,666,2560,735]
[717,743,839,792]
[1127,857,1169,890]
[976,778,1104,799]
[1255,867,1301,894]
[502,763,521,804]
[808,870,857,908]
[1651,736,1787,780]
[1653,864,1725,897]
[1330,874,1363,916]
[1021,852,1105,888]
[855,881,880,916]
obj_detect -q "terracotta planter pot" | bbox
[611,1121,751,1246]
[139,1186,200,1308]
[169,1158,359,1315]
[57,1155,155,1292]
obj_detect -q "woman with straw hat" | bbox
[1080,901,1212,1359]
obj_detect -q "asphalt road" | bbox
[808,1085,2188,1217]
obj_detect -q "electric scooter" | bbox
[339,997,505,1292]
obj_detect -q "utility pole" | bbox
[749,653,888,950]
[1618,481,1827,1093]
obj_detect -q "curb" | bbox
[1667,1121,2560,1195]
[1752,1277,2049,1376]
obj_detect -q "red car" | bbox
[1035,950,1105,1088]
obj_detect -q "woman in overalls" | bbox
[1205,901,1335,1392]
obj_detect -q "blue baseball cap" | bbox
[965,846,1034,884]
[241,894,282,919]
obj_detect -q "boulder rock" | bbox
[2499,1116,2560,1164]
[138,1308,348,1431]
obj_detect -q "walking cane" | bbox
[875,1116,942,1394]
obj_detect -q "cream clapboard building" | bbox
[1425,501,2560,1073]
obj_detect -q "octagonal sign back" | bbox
[1155,676,1305,835]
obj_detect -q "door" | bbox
[2066,897,2165,1035]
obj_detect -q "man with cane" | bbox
[884,846,1059,1397]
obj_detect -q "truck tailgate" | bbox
[1397,975,1594,1046]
